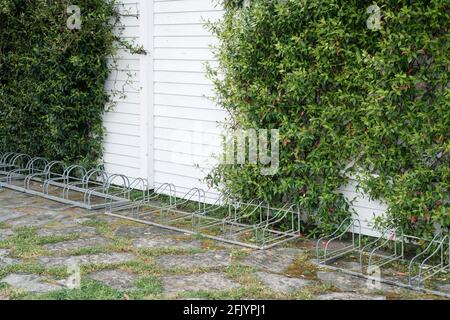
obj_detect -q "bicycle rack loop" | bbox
[105,183,303,250]
[1,153,303,249]
[315,217,449,294]
[0,152,133,209]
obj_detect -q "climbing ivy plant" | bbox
[0,0,141,167]
[207,0,449,237]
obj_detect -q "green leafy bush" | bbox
[0,0,138,167]
[208,0,449,237]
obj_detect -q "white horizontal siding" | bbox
[103,0,143,178]
[154,48,215,61]
[155,0,222,13]
[154,24,213,36]
[153,0,224,201]
[110,92,140,104]
[338,178,387,237]
[105,80,140,93]
[116,1,140,15]
[155,116,222,134]
[155,36,219,48]
[155,60,218,73]
[154,71,211,85]
[154,93,221,110]
[107,102,140,115]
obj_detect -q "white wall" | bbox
[103,0,146,181]
[152,0,226,202]
[339,178,387,237]
[103,0,226,200]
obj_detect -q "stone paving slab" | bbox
[7,212,68,228]
[332,261,362,272]
[1,273,65,293]
[0,190,31,199]
[240,248,303,273]
[162,272,241,295]
[317,271,403,294]
[156,250,232,269]
[317,292,386,300]
[0,228,13,240]
[37,226,97,237]
[0,190,444,300]
[133,236,202,250]
[317,271,367,292]
[47,214,90,226]
[18,196,72,210]
[0,195,33,208]
[379,268,414,286]
[0,211,27,223]
[89,269,137,291]
[436,283,450,293]
[114,225,180,237]
[95,215,123,224]
[62,217,93,225]
[0,249,20,267]
[44,236,111,253]
[38,252,136,267]
[255,271,312,293]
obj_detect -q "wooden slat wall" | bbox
[103,0,142,179]
[339,179,387,237]
[153,0,225,201]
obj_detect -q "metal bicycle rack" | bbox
[1,152,302,249]
[316,218,450,295]
[1,151,448,296]
[360,226,404,272]
[407,234,450,288]
[0,152,135,209]
[105,184,302,250]
[0,153,32,184]
[316,218,362,265]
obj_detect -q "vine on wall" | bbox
[0,0,142,168]
[207,0,449,237]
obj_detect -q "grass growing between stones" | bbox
[130,275,164,299]
[382,290,446,300]
[291,283,335,300]
[283,253,319,280]
[0,282,28,300]
[0,193,446,300]
[64,238,133,257]
[224,264,264,289]
[220,263,333,300]
[0,261,68,280]
[0,222,9,229]
[173,276,311,300]
[0,227,80,259]
[136,247,204,259]
[34,279,125,300]
[177,287,262,300]
[80,218,111,232]
[17,261,166,300]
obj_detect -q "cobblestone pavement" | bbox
[0,188,446,300]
